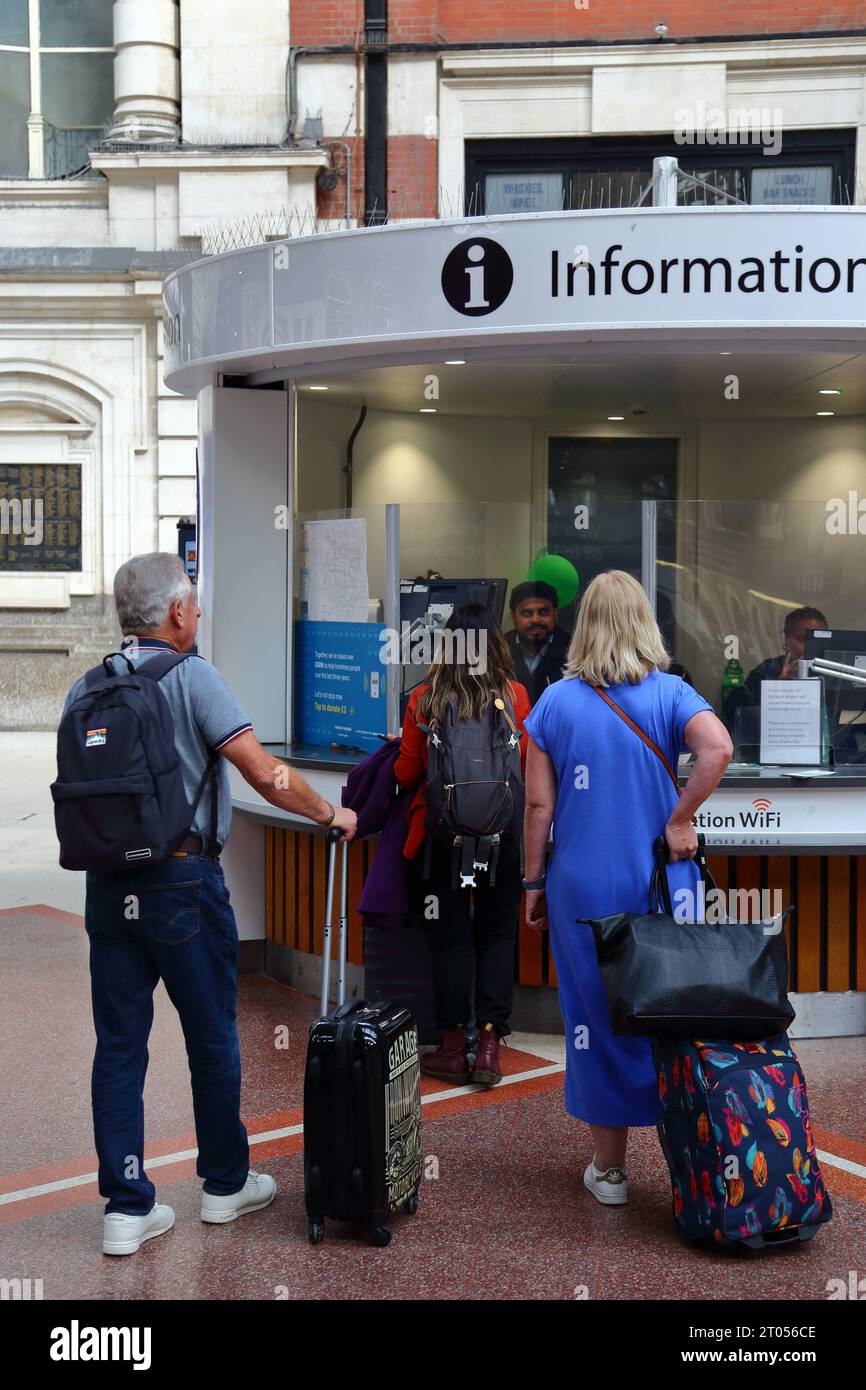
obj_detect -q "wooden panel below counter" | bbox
[264,827,866,992]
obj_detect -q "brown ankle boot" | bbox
[421,1027,470,1084]
[471,1022,502,1086]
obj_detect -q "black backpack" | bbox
[51,650,218,873]
[419,692,524,889]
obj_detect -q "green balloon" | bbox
[527,554,580,609]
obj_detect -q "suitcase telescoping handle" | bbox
[320,826,350,1016]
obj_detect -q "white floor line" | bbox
[815,1148,866,1181]
[0,1062,567,1208]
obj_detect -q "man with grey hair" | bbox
[61,552,356,1255]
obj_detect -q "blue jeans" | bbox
[85,855,249,1215]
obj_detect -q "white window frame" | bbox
[0,0,114,179]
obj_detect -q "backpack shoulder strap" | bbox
[491,693,520,750]
[590,684,681,796]
[137,650,195,683]
[137,649,221,849]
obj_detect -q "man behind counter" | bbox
[724,605,828,736]
[742,606,828,696]
[505,580,571,706]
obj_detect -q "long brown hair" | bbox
[417,603,517,724]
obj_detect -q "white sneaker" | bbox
[103,1202,175,1256]
[200,1170,277,1224]
[583,1157,629,1206]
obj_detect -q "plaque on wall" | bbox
[0,463,82,571]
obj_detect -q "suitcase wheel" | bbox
[403,1194,419,1216]
[369,1222,392,1248]
[308,1218,325,1245]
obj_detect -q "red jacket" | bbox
[394,682,531,861]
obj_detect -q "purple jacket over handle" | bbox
[341,739,410,917]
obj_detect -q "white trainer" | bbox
[583,1157,629,1206]
[103,1202,175,1256]
[200,1170,277,1224]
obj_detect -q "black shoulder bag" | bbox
[581,685,795,1039]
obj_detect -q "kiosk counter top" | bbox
[230,746,866,1018]
[227,747,866,851]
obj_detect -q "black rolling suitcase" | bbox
[303,828,423,1247]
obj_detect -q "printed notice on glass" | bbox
[299,518,369,623]
[760,679,822,765]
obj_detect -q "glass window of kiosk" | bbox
[804,630,866,766]
[647,501,865,767]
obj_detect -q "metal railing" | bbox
[43,123,105,179]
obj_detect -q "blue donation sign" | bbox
[294,621,388,752]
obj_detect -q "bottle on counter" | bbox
[721,657,744,707]
[821,686,832,768]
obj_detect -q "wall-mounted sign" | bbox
[294,620,387,753]
[0,462,81,571]
[163,208,866,393]
[750,166,833,206]
[692,781,866,847]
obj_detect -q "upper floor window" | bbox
[466,132,857,214]
[0,1,114,179]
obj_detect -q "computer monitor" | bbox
[398,577,509,720]
[804,629,866,665]
[399,577,508,630]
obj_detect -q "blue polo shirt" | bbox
[61,638,253,851]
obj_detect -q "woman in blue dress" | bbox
[522,571,732,1206]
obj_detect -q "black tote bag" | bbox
[583,836,795,1040]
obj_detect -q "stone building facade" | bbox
[1,1,864,725]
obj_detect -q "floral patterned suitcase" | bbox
[654,1034,833,1250]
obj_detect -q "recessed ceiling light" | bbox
[818,388,841,395]
[719,351,732,356]
[307,384,328,390]
[420,408,437,413]
[607,415,624,421]
[816,411,835,417]
[444,359,465,365]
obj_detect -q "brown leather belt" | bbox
[171,834,218,858]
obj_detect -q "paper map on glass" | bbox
[299,518,369,623]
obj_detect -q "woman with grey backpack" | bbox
[394,604,530,1087]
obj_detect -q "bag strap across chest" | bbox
[590,684,680,795]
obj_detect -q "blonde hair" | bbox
[563,570,670,687]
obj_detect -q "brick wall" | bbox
[292,1,865,47]
[316,134,438,223]
[317,135,366,223]
[388,133,438,219]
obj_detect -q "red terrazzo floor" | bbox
[2,905,865,1302]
